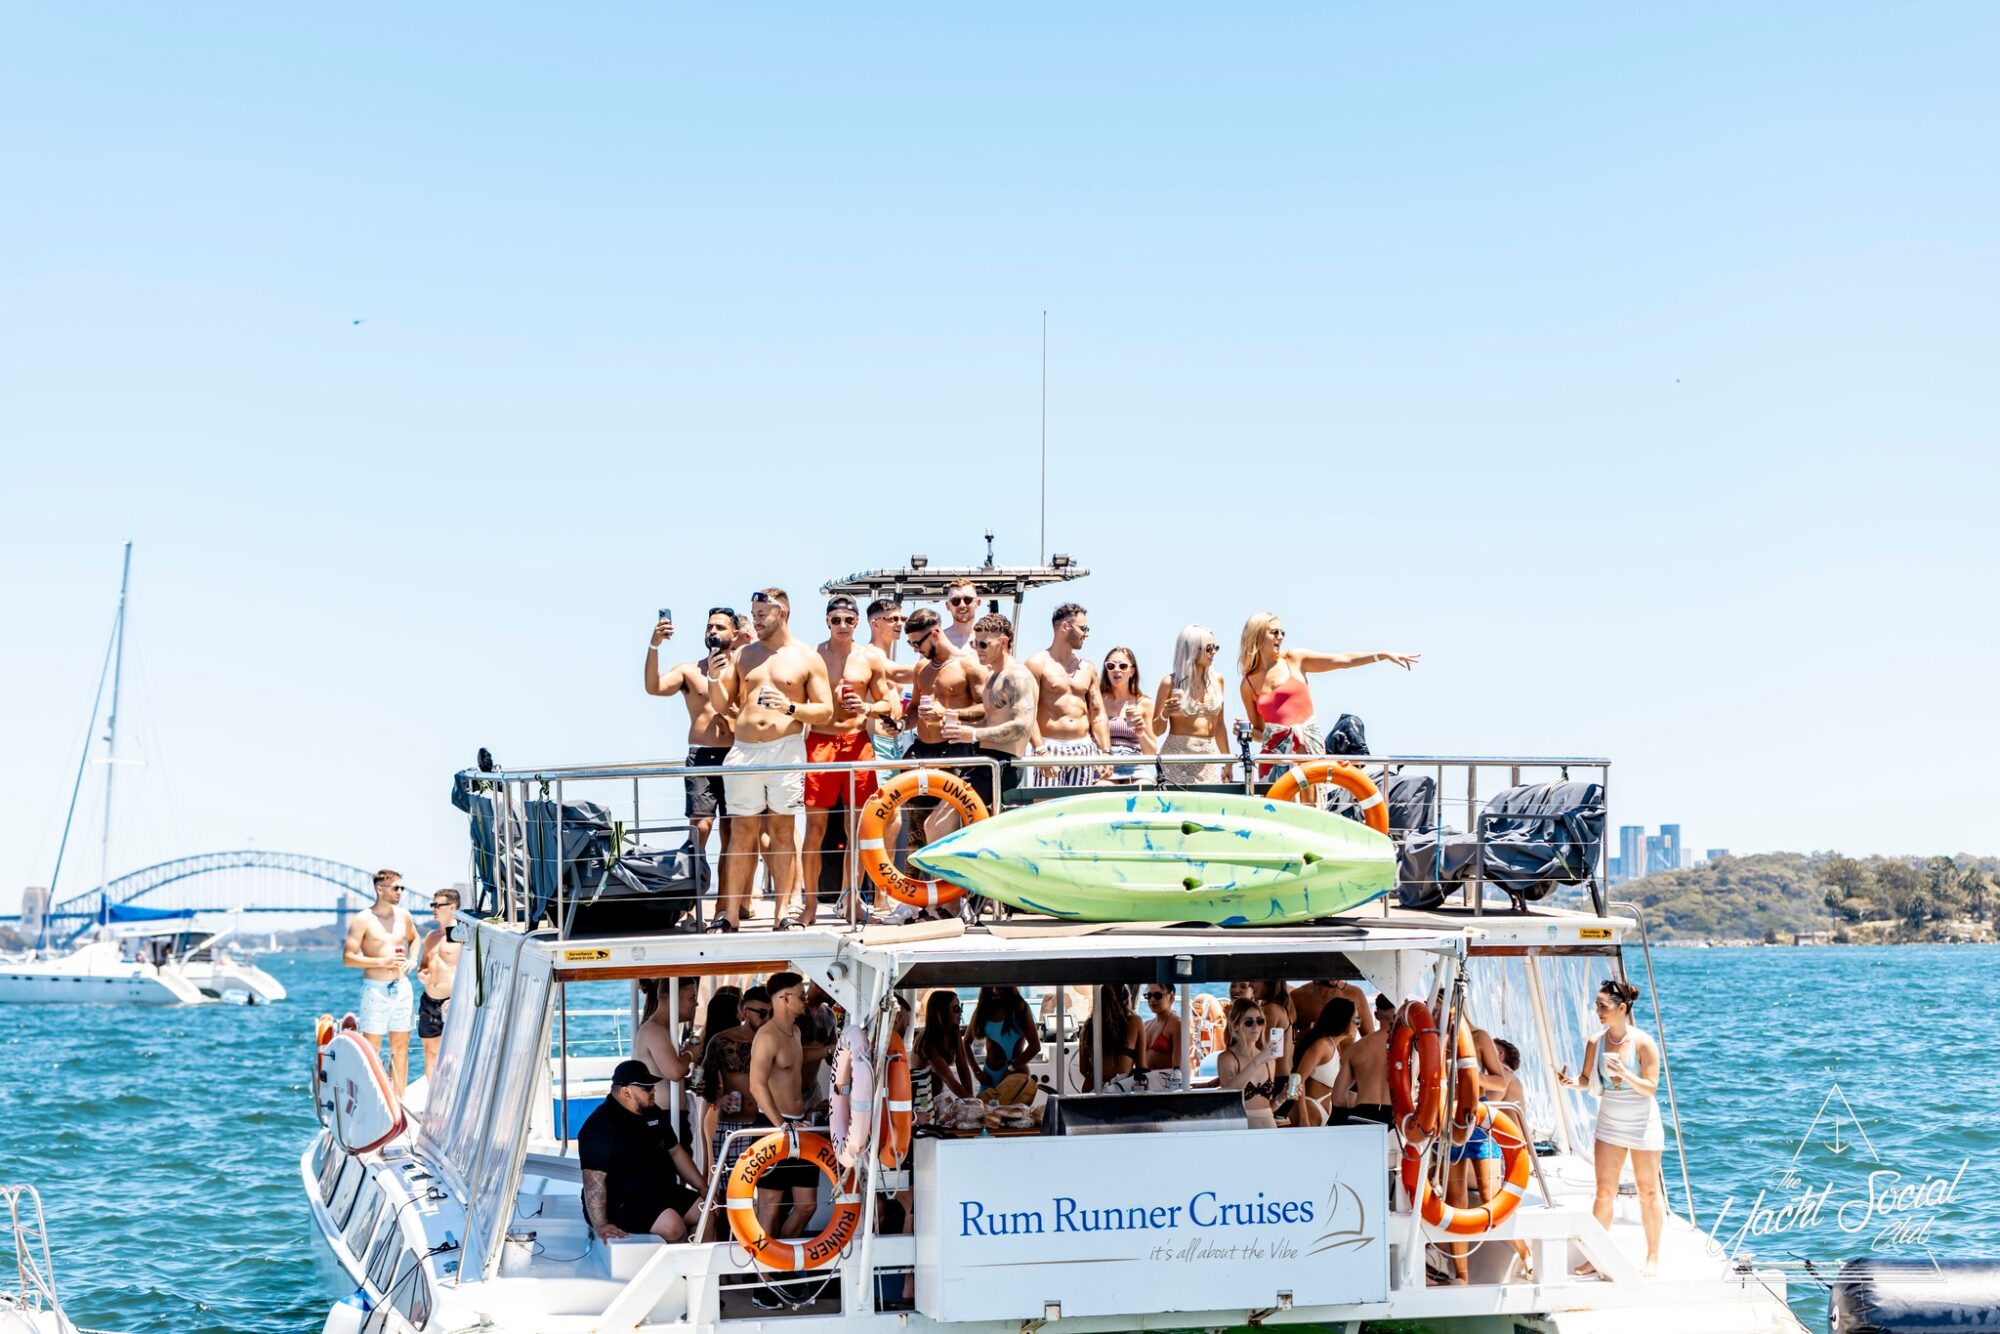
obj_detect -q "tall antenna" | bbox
[97,541,133,917]
[1039,310,1048,562]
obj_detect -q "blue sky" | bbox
[3,3,1995,907]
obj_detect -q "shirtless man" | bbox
[701,985,770,1190]
[705,590,837,931]
[940,578,981,652]
[901,608,989,844]
[414,888,462,1078]
[799,596,897,925]
[748,971,818,1296]
[1023,601,1109,787]
[940,613,1039,832]
[865,598,916,760]
[1335,1003,1395,1127]
[633,977,699,1084]
[646,607,739,858]
[341,869,421,1089]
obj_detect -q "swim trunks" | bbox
[359,976,413,1034]
[749,1115,822,1194]
[966,748,1022,813]
[684,746,729,821]
[901,739,981,820]
[1036,737,1099,787]
[803,730,879,810]
[721,733,807,816]
[417,991,448,1039]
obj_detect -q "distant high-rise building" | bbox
[1659,824,1683,872]
[1706,848,1729,862]
[1645,835,1672,877]
[17,886,49,943]
[1619,826,1645,885]
[1608,857,1624,884]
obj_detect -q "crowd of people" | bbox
[644,584,1419,929]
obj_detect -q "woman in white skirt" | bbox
[1557,978,1665,1274]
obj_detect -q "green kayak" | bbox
[907,789,1396,925]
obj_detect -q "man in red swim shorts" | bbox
[798,596,897,925]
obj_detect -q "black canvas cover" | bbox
[563,840,705,938]
[1395,779,1605,910]
[1322,768,1438,838]
[451,772,530,919]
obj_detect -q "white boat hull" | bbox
[0,941,209,1005]
[182,957,288,1003]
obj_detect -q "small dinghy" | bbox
[909,789,1395,924]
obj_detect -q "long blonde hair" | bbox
[1170,625,1221,713]
[1238,611,1281,678]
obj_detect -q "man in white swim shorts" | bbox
[705,588,836,931]
[341,868,421,1089]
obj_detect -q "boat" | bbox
[0,935,208,1006]
[178,926,288,1004]
[296,554,1802,1334]
[1,1185,78,1334]
[908,788,1396,922]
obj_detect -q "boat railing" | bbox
[1,1183,63,1318]
[547,1007,632,1060]
[458,750,1611,933]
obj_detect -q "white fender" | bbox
[829,1024,876,1170]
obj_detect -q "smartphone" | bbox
[658,607,672,622]
[704,633,722,652]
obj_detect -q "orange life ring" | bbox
[1419,1104,1532,1235]
[1264,760,1390,835]
[878,1035,913,1169]
[856,769,991,907]
[1388,1000,1444,1146]
[725,1129,863,1271]
[1447,1019,1482,1135]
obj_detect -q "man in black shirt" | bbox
[580,1060,708,1242]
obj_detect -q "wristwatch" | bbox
[786,702,796,716]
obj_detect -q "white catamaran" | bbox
[299,558,1803,1334]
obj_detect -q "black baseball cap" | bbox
[611,1060,661,1089]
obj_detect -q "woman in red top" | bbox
[1237,612,1420,762]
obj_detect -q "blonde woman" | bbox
[1215,997,1280,1129]
[1151,625,1231,785]
[1098,646,1157,784]
[1238,611,1419,761]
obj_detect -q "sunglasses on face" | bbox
[1107,662,1132,671]
[828,615,858,626]
[1202,644,1218,653]
[1145,990,1167,999]
[1241,1017,1266,1028]
[975,638,1003,650]
[875,613,906,622]
[907,631,934,651]
[947,596,977,607]
[430,900,452,908]
[743,1006,772,1018]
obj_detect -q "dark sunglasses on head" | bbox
[751,591,780,606]
[709,605,737,619]
[947,595,977,606]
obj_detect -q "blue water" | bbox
[3,946,1994,1332]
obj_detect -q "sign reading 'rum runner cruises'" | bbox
[913,1127,1390,1321]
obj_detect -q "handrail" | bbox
[1610,898,1697,1231]
[2,1183,63,1317]
[462,752,1612,784]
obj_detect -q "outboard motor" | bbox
[1829,1258,2000,1332]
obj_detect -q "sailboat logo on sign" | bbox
[1706,1079,1968,1270]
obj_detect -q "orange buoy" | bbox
[1264,760,1390,835]
[1419,1104,1532,1235]
[856,768,990,907]
[725,1129,862,1270]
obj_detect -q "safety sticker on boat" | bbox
[561,948,612,962]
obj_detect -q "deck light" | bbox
[1051,553,1072,569]
[910,554,928,570]
[1043,1303,1062,1322]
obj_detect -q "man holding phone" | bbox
[705,589,837,931]
[645,607,741,860]
[797,596,898,925]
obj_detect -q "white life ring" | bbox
[828,1024,876,1170]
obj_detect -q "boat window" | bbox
[318,1139,346,1201]
[392,1262,431,1331]
[328,1156,365,1230]
[366,1227,404,1292]
[363,1253,422,1334]
[343,1182,383,1252]
[312,1130,335,1182]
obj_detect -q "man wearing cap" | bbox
[579,1060,709,1243]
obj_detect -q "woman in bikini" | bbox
[1151,626,1231,785]
[1291,982,1372,1126]
[1140,984,1183,1072]
[1077,983,1144,1090]
[1098,646,1157,784]
[1215,998,1280,1129]
[1237,611,1420,763]
[700,984,770,1183]
[1558,980,1665,1275]
[965,986,1041,1091]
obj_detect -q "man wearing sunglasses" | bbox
[705,589,838,931]
[797,596,898,925]
[646,607,743,859]
[414,888,462,1078]
[1024,601,1111,787]
[864,598,916,760]
[939,613,1040,826]
[940,577,981,653]
[902,607,991,842]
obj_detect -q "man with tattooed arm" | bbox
[937,613,1039,836]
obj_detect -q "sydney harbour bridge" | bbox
[4,850,384,945]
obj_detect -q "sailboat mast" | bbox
[97,541,133,923]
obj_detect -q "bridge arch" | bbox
[39,850,379,938]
